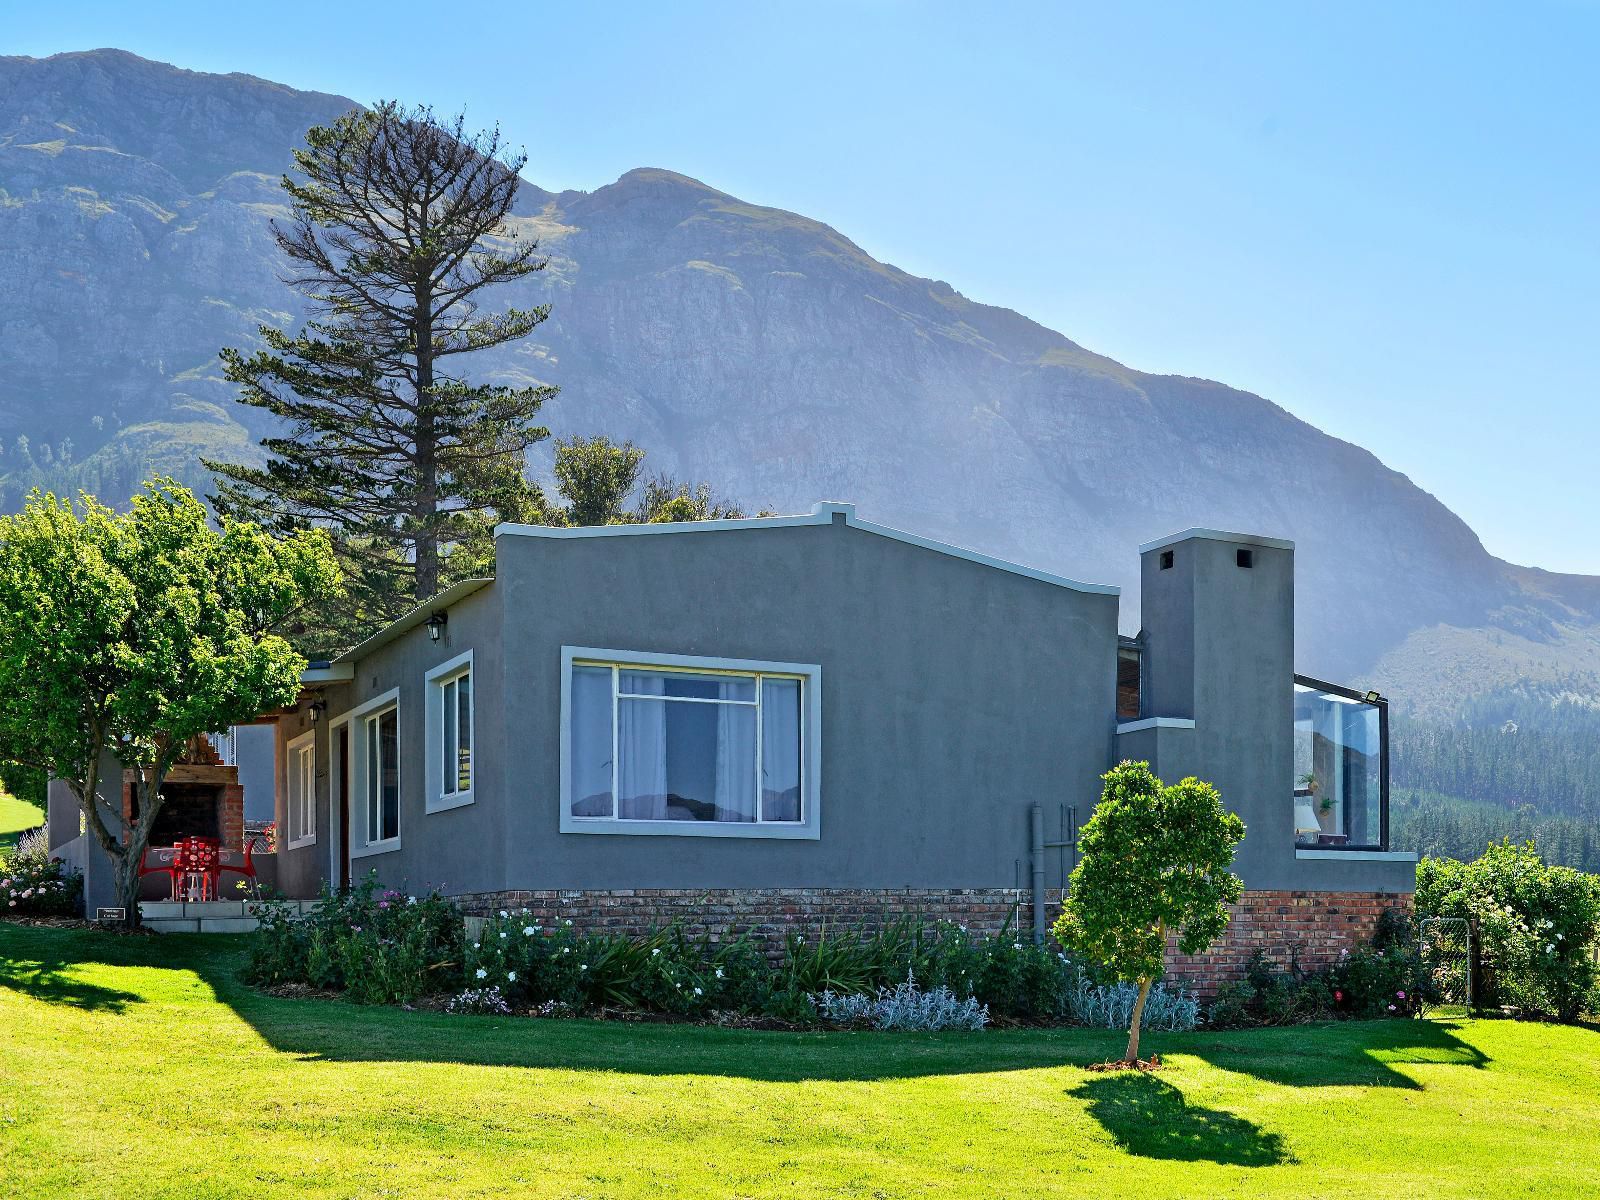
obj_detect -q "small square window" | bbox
[1236,548,1254,568]
[1159,550,1174,570]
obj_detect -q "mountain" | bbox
[4,49,1600,733]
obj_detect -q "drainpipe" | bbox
[1030,803,1046,944]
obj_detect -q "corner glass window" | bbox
[1293,679,1386,850]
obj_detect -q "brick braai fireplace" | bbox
[122,736,245,851]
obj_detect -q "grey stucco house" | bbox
[247,502,1412,989]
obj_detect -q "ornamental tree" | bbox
[0,480,340,926]
[1054,761,1245,1065]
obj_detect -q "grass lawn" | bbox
[0,790,45,859]
[3,924,1598,1199]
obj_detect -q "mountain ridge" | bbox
[2,49,1598,722]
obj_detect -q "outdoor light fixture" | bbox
[308,698,328,723]
[1363,690,1382,704]
[427,611,448,641]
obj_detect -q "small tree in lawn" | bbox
[1054,761,1244,1065]
[0,480,339,926]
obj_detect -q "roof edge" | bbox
[1138,527,1295,555]
[497,502,1119,596]
[331,577,494,665]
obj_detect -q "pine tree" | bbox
[208,102,556,652]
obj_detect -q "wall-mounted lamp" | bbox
[308,698,328,723]
[426,611,448,642]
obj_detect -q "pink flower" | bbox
[1334,990,1343,1002]
[1396,990,1406,1000]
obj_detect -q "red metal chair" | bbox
[138,845,183,901]
[216,833,267,899]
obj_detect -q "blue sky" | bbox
[15,2,1600,572]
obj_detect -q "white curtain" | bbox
[714,703,758,822]
[618,697,669,819]
[760,678,802,821]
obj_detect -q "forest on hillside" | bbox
[1391,689,1600,870]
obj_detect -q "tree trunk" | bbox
[1125,977,1152,1064]
[412,282,439,600]
[112,845,142,930]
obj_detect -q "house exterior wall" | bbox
[489,515,1121,893]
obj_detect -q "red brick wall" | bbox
[455,886,1408,995]
[457,887,1053,948]
[1164,890,1412,995]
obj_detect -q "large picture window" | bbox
[1293,676,1388,851]
[425,651,474,813]
[563,649,819,839]
[286,730,316,849]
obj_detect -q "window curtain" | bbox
[618,695,669,819]
[760,678,802,821]
[714,702,758,822]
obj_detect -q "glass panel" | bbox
[618,696,756,821]
[456,673,472,791]
[618,669,755,703]
[366,716,379,842]
[570,665,614,817]
[379,708,399,842]
[761,677,803,822]
[1116,649,1141,721]
[441,678,457,795]
[1293,684,1383,849]
[300,747,314,837]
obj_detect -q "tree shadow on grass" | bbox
[1184,1019,1491,1090]
[0,953,144,1013]
[1072,1073,1293,1166]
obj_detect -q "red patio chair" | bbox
[216,833,267,899]
[138,845,183,901]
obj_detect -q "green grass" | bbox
[0,790,45,859]
[3,924,1598,1199]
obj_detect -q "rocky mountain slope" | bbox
[4,49,1599,716]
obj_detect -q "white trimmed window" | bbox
[425,650,474,813]
[349,689,401,856]
[561,647,820,840]
[286,729,316,849]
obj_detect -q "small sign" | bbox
[95,907,127,923]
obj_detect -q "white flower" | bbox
[499,931,508,939]
[580,963,588,971]
[407,896,417,905]
[499,910,509,918]
[475,968,487,979]
[523,926,536,936]
[560,946,569,955]
[507,971,517,982]
[564,919,573,926]
[714,968,724,979]
[472,942,480,949]
[693,987,702,996]
[652,948,661,956]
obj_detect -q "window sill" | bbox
[561,817,819,840]
[426,790,474,814]
[285,835,316,851]
[350,838,402,860]
[1294,848,1417,863]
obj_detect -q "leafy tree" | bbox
[209,101,554,649]
[552,435,645,527]
[634,473,750,524]
[0,480,339,926]
[1054,761,1244,1064]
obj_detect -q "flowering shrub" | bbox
[244,874,462,1005]
[1067,978,1201,1032]
[447,986,511,1015]
[814,973,990,1031]
[0,828,82,917]
[1418,840,1600,1020]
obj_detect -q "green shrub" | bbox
[1206,951,1335,1028]
[243,874,462,1005]
[0,829,82,917]
[1417,840,1600,1020]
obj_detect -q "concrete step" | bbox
[142,918,200,934]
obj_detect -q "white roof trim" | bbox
[1139,527,1295,555]
[1116,717,1196,734]
[300,663,355,684]
[497,502,1119,596]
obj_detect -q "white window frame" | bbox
[425,649,475,814]
[349,687,402,858]
[285,728,317,849]
[560,646,821,840]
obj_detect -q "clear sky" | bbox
[13,2,1600,572]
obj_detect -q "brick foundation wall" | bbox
[457,887,1054,948]
[455,886,1408,995]
[1164,890,1412,995]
